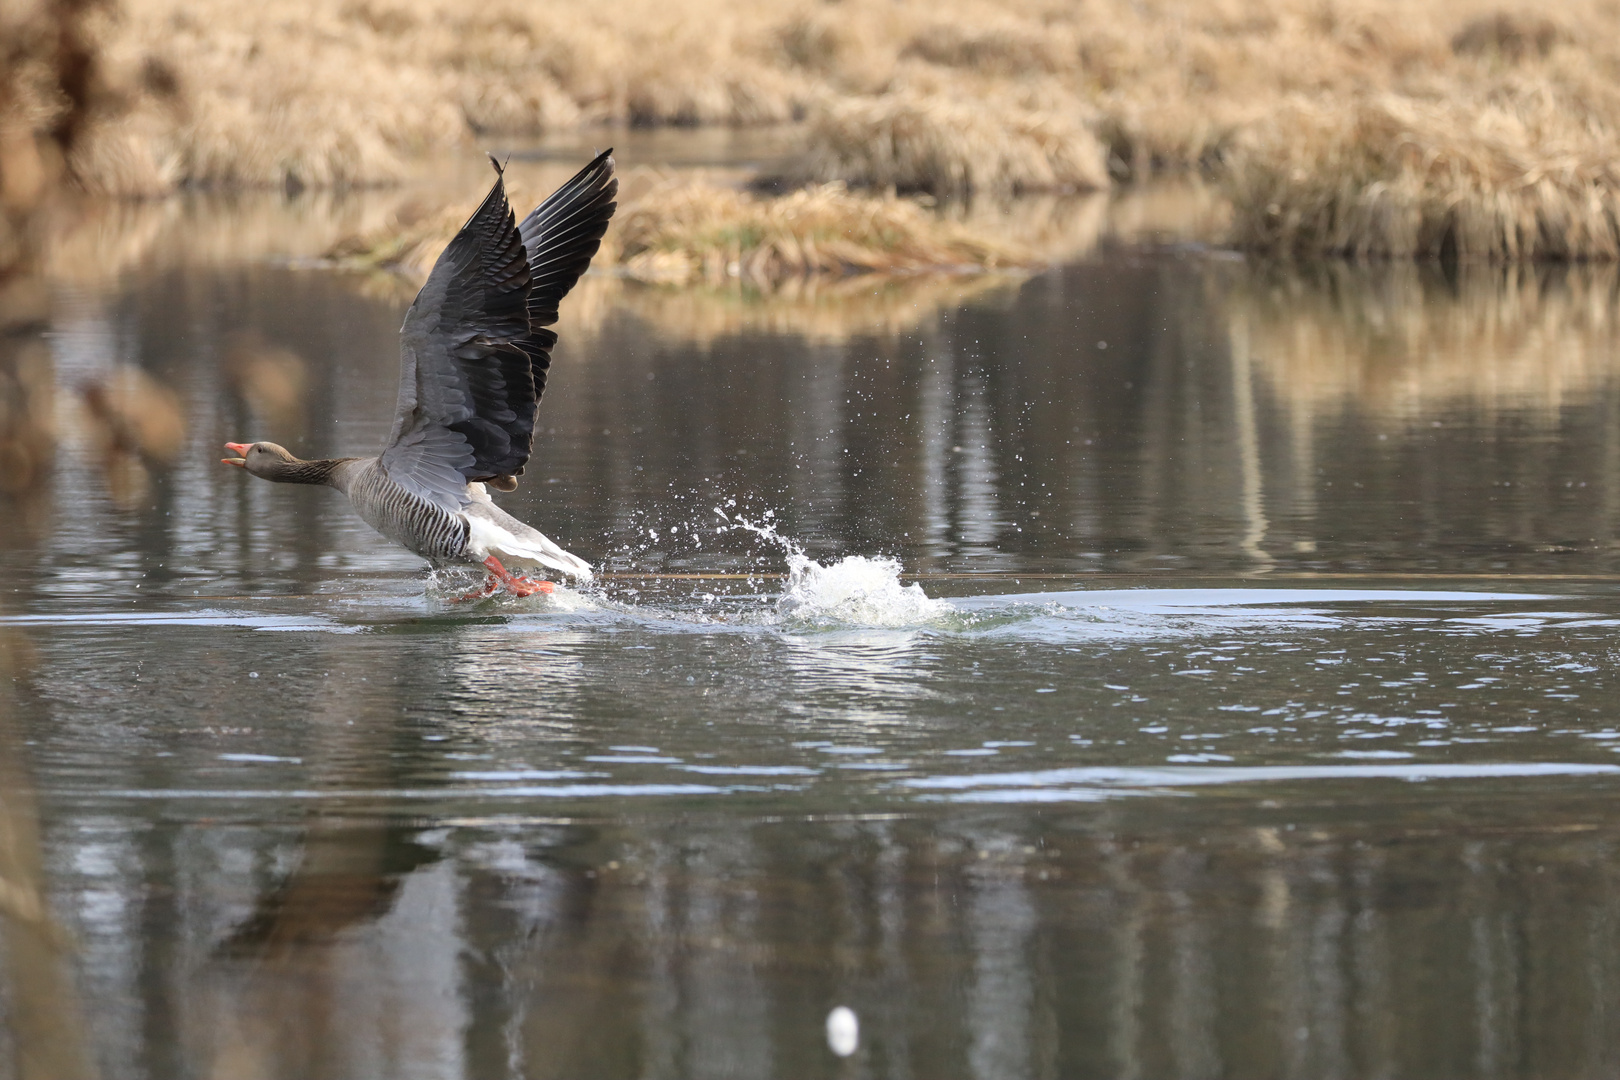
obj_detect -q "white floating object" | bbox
[826,1006,859,1057]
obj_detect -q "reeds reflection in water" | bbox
[1,3,114,1071]
[1236,261,1620,421]
[30,792,1620,1079]
[1220,261,1620,569]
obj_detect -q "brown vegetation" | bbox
[34,178,1107,343]
[18,0,1620,260]
[605,175,1084,283]
[326,171,1102,285]
[612,179,1028,283]
[800,92,1109,197]
[1227,89,1620,261]
[2,0,102,275]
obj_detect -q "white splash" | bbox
[778,553,951,626]
[714,507,950,628]
[715,506,794,554]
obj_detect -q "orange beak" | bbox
[222,441,251,467]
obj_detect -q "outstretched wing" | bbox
[380,150,615,511]
[513,148,618,428]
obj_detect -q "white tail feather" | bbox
[493,529,593,579]
[464,487,593,580]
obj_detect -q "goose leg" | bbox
[481,555,555,598]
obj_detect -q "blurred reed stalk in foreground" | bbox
[0,0,107,1075]
[0,675,99,1080]
[76,362,187,508]
[4,0,112,525]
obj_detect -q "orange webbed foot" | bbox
[480,556,556,598]
[508,578,556,598]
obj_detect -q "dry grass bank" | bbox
[326,170,1109,285]
[1229,89,1620,261]
[25,0,1620,259]
[610,178,1030,283]
[799,91,1109,197]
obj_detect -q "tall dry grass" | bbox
[65,0,822,194]
[607,177,1038,283]
[4,0,107,523]
[1227,81,1620,260]
[31,0,1620,258]
[799,91,1108,197]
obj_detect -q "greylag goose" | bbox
[222,150,617,599]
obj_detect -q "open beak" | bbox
[221,441,250,467]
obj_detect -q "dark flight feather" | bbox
[515,148,619,410]
[380,151,617,508]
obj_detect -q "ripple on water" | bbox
[903,761,1620,803]
[0,575,1583,645]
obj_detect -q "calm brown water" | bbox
[5,180,1620,1078]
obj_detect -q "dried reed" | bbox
[41,0,1620,259]
[610,178,1036,283]
[1227,93,1620,261]
[800,92,1108,197]
[329,175,1054,285]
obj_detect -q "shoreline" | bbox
[24,0,1620,264]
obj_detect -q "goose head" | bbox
[221,441,296,479]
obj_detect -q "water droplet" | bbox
[826,1006,858,1057]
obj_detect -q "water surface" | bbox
[5,179,1620,1078]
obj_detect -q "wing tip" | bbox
[583,147,616,189]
